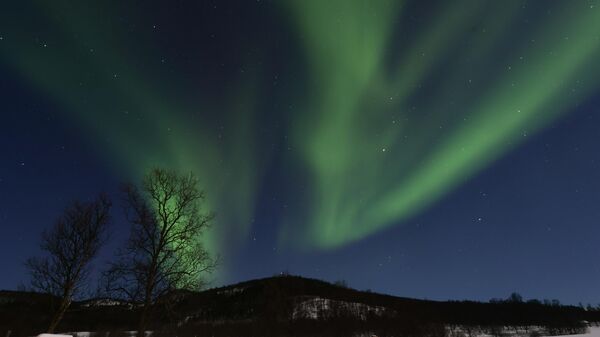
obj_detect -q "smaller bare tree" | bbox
[103,168,216,337]
[26,194,111,333]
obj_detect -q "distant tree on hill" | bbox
[334,280,348,288]
[25,194,111,333]
[103,168,216,337]
[507,292,523,303]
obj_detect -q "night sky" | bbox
[1,0,600,305]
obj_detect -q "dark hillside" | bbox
[1,276,598,337]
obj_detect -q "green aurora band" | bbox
[283,0,600,249]
[1,0,600,276]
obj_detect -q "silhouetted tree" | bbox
[103,168,216,337]
[25,194,111,333]
[508,292,523,303]
[334,280,348,288]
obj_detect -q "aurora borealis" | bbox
[2,0,600,304]
[283,0,600,248]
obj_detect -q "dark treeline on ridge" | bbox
[1,275,599,337]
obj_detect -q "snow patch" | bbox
[216,287,245,296]
[81,299,126,307]
[447,325,600,337]
[554,326,600,337]
[292,297,387,320]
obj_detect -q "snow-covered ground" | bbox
[553,327,600,337]
[448,325,599,337]
[40,325,600,337]
[215,286,245,296]
[292,297,387,320]
[80,299,129,308]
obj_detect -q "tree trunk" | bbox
[137,301,151,337]
[138,260,157,337]
[48,297,71,333]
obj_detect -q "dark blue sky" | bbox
[1,0,599,305]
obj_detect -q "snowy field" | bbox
[36,327,600,337]
[553,327,600,337]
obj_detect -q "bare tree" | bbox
[26,194,111,333]
[104,168,216,337]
